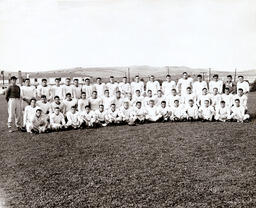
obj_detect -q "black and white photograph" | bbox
[0,0,256,207]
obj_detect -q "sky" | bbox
[0,0,256,72]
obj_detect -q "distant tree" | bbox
[250,79,256,92]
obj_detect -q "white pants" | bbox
[146,115,161,122]
[8,98,22,127]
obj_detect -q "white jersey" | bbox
[36,101,51,114]
[21,86,36,99]
[62,85,74,98]
[210,94,222,108]
[94,110,107,122]
[144,96,156,107]
[77,99,89,112]
[79,111,96,122]
[37,85,52,100]
[232,94,248,109]
[131,106,147,117]
[94,83,106,98]
[131,81,144,95]
[131,96,144,107]
[88,97,102,111]
[113,98,124,109]
[161,81,176,96]
[118,107,132,120]
[237,81,249,94]
[82,85,94,99]
[209,80,223,94]
[197,94,212,106]
[199,106,215,118]
[185,105,199,119]
[66,111,80,124]
[193,81,208,96]
[146,106,159,117]
[106,83,118,97]
[72,85,82,99]
[50,113,66,125]
[23,105,37,124]
[118,83,131,95]
[50,102,66,114]
[146,81,160,95]
[102,96,115,110]
[51,86,64,100]
[171,105,187,118]
[230,105,246,118]
[221,94,233,108]
[215,106,230,118]
[63,99,78,113]
[106,109,119,120]
[177,78,193,95]
[154,96,166,106]
[181,93,196,106]
[166,95,181,107]
[157,106,170,116]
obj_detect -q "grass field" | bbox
[0,94,255,207]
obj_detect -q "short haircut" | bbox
[111,103,116,106]
[10,76,17,80]
[30,98,36,103]
[147,89,152,93]
[150,75,155,78]
[202,88,207,91]
[25,78,30,81]
[55,107,60,110]
[85,78,90,81]
[66,93,71,96]
[187,87,191,90]
[197,74,202,78]
[96,77,101,80]
[123,76,127,79]
[135,89,140,93]
[41,95,46,99]
[135,75,139,78]
[238,88,243,91]
[71,105,76,109]
[225,87,229,91]
[36,109,42,112]
[227,75,232,78]
[188,99,194,102]
[238,75,244,78]
[183,72,187,75]
[136,101,142,105]
[166,74,171,78]
[220,101,225,104]
[116,90,121,93]
[54,96,60,99]
[213,74,218,78]
[81,92,86,95]
[99,104,104,107]
[84,105,90,109]
[172,88,176,92]
[42,79,47,82]
[157,90,162,93]
[92,91,97,94]
[235,99,240,102]
[73,79,78,82]
[161,101,166,104]
[213,87,218,91]
[110,76,114,78]
[174,99,179,102]
[55,78,60,81]
[104,89,109,92]
[66,78,71,81]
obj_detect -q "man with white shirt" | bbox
[79,105,97,128]
[162,75,176,97]
[131,90,144,107]
[221,88,234,108]
[49,107,67,131]
[113,90,124,109]
[181,87,196,106]
[95,104,107,127]
[105,103,122,124]
[37,79,52,101]
[118,77,131,97]
[236,76,250,95]
[185,99,199,121]
[66,105,81,129]
[78,92,89,112]
[210,88,222,109]
[145,100,161,122]
[154,90,165,107]
[88,91,102,111]
[232,88,248,109]
[146,75,160,95]
[82,78,94,99]
[72,79,82,99]
[50,96,66,114]
[30,108,49,133]
[166,89,181,108]
[51,78,63,100]
[230,99,250,122]
[144,90,156,107]
[170,99,187,121]
[21,78,36,110]
[94,77,106,98]
[215,101,231,122]
[62,78,74,99]
[197,88,212,107]
[193,74,208,98]
[106,76,118,97]
[130,101,147,124]
[23,98,37,132]
[63,93,78,114]
[131,75,145,96]
[102,89,115,110]
[209,74,223,94]
[157,101,172,122]
[177,72,193,96]
[36,95,51,116]
[118,101,134,125]
[199,100,215,121]
[223,75,236,94]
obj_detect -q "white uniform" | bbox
[30,114,48,133]
[161,81,176,96]
[209,80,223,94]
[118,106,133,122]
[181,93,196,106]
[177,78,193,96]
[23,105,37,129]
[230,105,249,121]
[157,106,171,118]
[131,81,144,95]
[82,85,94,99]
[144,96,156,107]
[145,106,161,121]
[232,94,248,109]
[37,85,52,100]
[50,102,66,114]
[49,112,66,129]
[94,110,107,123]
[199,106,215,120]
[88,97,102,111]
[215,106,231,121]
[79,111,96,126]
[197,94,212,107]
[72,85,82,99]
[106,83,118,97]
[185,105,199,119]
[21,86,36,100]
[221,94,234,108]
[146,81,160,95]
[166,95,181,107]
[63,99,78,113]
[210,94,222,108]
[154,96,166,107]
[51,86,64,100]
[66,111,81,127]
[94,83,106,98]
[193,81,208,97]
[118,83,131,96]
[105,109,121,123]
[36,101,51,115]
[102,96,115,110]
[77,99,89,112]
[131,95,144,107]
[171,105,187,119]
[237,81,249,94]
[130,106,147,121]
[62,85,74,98]
[113,98,124,109]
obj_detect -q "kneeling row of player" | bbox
[24,97,250,133]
